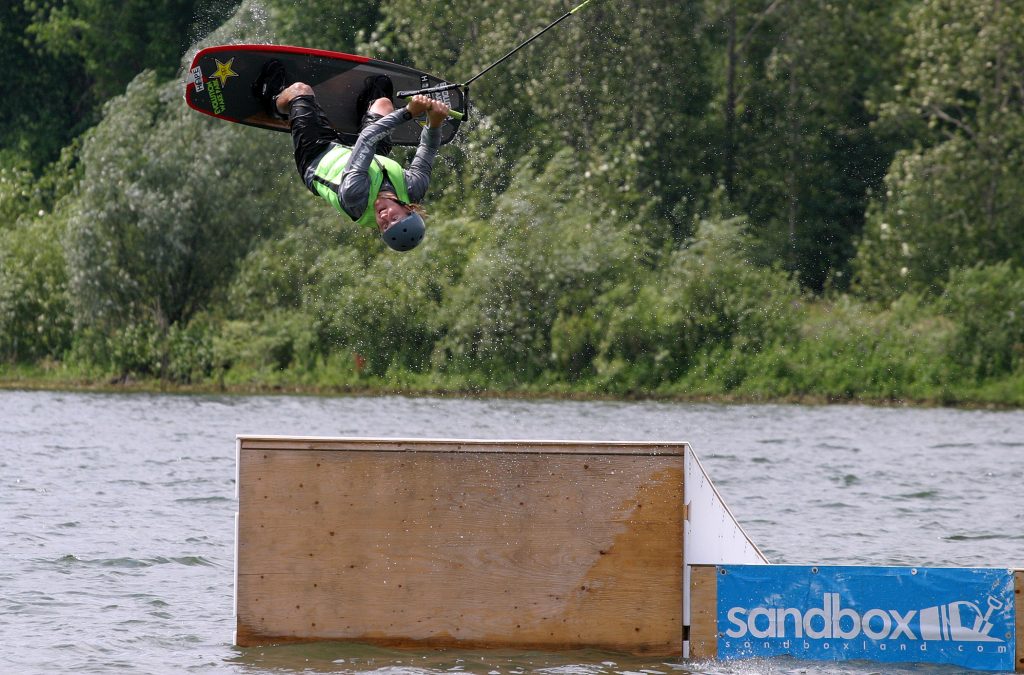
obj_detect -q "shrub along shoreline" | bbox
[4,213,1022,409]
[3,217,1023,409]
[3,325,1021,410]
[1,371,1020,409]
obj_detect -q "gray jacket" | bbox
[336,108,442,220]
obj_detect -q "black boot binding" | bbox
[252,59,290,120]
[356,75,395,156]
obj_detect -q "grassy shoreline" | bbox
[2,365,1020,410]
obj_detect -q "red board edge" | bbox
[188,43,372,70]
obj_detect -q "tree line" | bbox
[1,0,1023,404]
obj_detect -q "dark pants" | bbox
[288,95,341,186]
[288,95,392,194]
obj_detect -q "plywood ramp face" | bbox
[687,565,718,660]
[235,437,687,655]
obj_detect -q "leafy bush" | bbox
[305,246,437,378]
[942,262,1024,380]
[595,217,803,391]
[66,317,218,383]
[854,0,1024,301]
[0,216,72,363]
[226,216,357,318]
[437,150,641,382]
[63,70,289,335]
[213,311,317,378]
[743,293,954,401]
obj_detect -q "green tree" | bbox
[595,216,802,390]
[63,70,292,374]
[701,0,905,291]
[29,0,239,101]
[0,145,79,362]
[854,0,1024,301]
[266,0,379,50]
[0,1,90,172]
[437,150,641,381]
[373,0,711,244]
[0,216,71,362]
[1,0,238,174]
[941,262,1024,380]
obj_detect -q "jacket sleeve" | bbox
[338,108,413,220]
[403,125,442,205]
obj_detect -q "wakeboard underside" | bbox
[185,44,464,147]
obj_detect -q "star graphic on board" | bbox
[211,58,238,87]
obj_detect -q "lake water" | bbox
[1,390,1021,674]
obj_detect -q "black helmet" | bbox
[381,211,426,251]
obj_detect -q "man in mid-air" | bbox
[254,61,451,251]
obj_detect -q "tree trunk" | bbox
[786,51,799,271]
[724,2,737,198]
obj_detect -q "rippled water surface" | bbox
[2,390,1021,674]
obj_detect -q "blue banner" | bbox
[716,565,1015,672]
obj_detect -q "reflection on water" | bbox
[228,644,698,675]
[1,390,1022,674]
[226,642,981,675]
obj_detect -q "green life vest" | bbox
[310,145,410,228]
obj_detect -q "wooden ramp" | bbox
[234,436,703,654]
[235,435,1021,672]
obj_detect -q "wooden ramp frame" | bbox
[235,436,688,654]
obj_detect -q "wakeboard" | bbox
[184,44,465,147]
